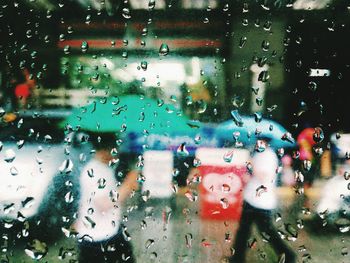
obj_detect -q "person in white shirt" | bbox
[229,140,296,263]
[75,133,139,263]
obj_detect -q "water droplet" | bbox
[239,36,247,48]
[145,239,154,249]
[339,225,350,233]
[4,149,16,163]
[242,18,248,26]
[85,15,91,25]
[141,27,148,36]
[261,40,270,51]
[141,190,151,202]
[185,96,193,106]
[223,150,234,163]
[171,183,178,193]
[122,228,131,241]
[281,132,295,143]
[139,112,145,122]
[79,153,86,163]
[140,220,147,230]
[303,160,312,171]
[263,20,272,31]
[256,185,267,197]
[22,197,35,209]
[220,198,229,209]
[184,190,197,202]
[83,216,96,229]
[313,127,324,143]
[98,178,106,189]
[255,140,267,152]
[297,219,304,229]
[172,168,180,177]
[177,143,189,157]
[46,10,52,18]
[148,0,156,10]
[122,51,128,59]
[185,233,193,248]
[159,43,169,56]
[308,81,317,91]
[256,97,263,106]
[4,203,15,214]
[197,100,207,114]
[295,170,304,183]
[141,61,148,71]
[254,112,262,123]
[64,192,74,203]
[26,29,32,39]
[10,166,18,176]
[223,4,229,11]
[258,70,270,82]
[81,41,89,53]
[231,110,244,126]
[59,159,74,174]
[194,135,201,144]
[193,158,201,168]
[122,8,131,19]
[157,99,164,107]
[0,107,5,117]
[24,239,48,260]
[17,140,25,149]
[170,95,177,102]
[222,184,231,193]
[17,118,23,128]
[63,45,70,55]
[285,223,298,240]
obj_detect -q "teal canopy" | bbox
[61,95,201,136]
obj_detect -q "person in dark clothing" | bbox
[230,202,296,263]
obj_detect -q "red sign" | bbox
[196,148,249,220]
[199,166,246,220]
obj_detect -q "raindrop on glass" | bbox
[122,8,131,19]
[313,127,324,143]
[223,150,234,163]
[177,143,189,157]
[159,43,169,56]
[81,41,89,53]
[231,110,244,127]
[59,159,74,174]
[4,149,16,163]
[24,239,48,260]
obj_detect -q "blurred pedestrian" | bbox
[281,155,295,187]
[229,140,296,263]
[74,133,139,263]
[297,127,317,187]
[14,68,36,109]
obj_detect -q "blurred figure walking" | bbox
[74,133,139,263]
[229,140,296,263]
[297,127,318,187]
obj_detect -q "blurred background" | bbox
[0,0,350,262]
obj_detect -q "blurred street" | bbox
[5,183,350,263]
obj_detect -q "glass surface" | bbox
[0,1,349,262]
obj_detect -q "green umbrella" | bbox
[60,95,200,135]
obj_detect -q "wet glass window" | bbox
[0,0,349,262]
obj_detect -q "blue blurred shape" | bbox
[216,115,296,149]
